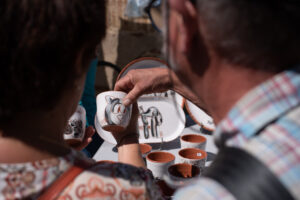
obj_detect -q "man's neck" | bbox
[200,61,276,124]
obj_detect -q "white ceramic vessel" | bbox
[96,91,132,132]
[95,97,186,144]
[177,148,207,173]
[146,151,175,179]
[180,134,207,150]
[64,105,86,144]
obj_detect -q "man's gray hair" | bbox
[196,0,300,72]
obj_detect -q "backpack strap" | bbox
[203,147,295,200]
[38,161,97,200]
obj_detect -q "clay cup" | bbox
[146,151,175,179]
[180,134,207,150]
[96,91,132,132]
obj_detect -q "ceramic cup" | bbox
[178,148,207,173]
[146,151,175,179]
[180,134,207,150]
[167,163,200,183]
[139,143,152,158]
[64,105,86,145]
[96,91,132,132]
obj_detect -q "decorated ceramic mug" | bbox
[96,91,132,132]
[177,148,207,173]
[64,105,86,145]
[146,151,175,179]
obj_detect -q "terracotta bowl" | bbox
[139,143,152,155]
[168,163,200,179]
[180,134,207,150]
[146,151,175,163]
[178,148,207,160]
[146,151,175,179]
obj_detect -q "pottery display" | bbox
[95,97,186,144]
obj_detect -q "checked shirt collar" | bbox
[214,66,300,147]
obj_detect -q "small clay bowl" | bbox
[139,143,152,155]
[178,148,207,160]
[168,163,200,180]
[146,151,175,163]
[180,134,207,150]
[178,148,207,172]
[146,151,175,179]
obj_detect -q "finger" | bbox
[85,126,95,138]
[122,85,144,106]
[74,135,93,150]
[114,75,134,92]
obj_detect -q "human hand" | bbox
[69,126,95,151]
[110,103,146,167]
[114,68,173,106]
[110,103,140,146]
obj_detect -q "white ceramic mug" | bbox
[96,91,132,132]
[146,151,175,179]
[177,148,207,173]
[64,105,86,145]
[180,134,207,150]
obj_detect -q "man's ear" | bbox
[177,1,198,54]
[185,1,197,18]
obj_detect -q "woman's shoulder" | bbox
[59,152,163,199]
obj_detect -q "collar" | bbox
[214,66,300,146]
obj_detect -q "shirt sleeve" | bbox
[174,177,236,200]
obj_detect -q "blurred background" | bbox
[95,0,163,93]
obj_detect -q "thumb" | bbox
[123,85,143,106]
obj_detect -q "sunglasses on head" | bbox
[145,0,196,32]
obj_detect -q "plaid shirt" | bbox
[175,67,300,200]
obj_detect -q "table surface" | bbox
[93,124,218,166]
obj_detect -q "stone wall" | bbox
[95,0,163,93]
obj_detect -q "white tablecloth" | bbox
[93,124,218,166]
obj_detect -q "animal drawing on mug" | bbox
[64,120,83,139]
[139,106,163,139]
[104,96,131,127]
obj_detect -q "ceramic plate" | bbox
[117,57,185,108]
[185,100,216,131]
[95,97,186,144]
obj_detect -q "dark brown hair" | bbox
[197,0,300,72]
[0,0,106,123]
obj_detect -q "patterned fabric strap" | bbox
[38,161,96,200]
[203,147,295,200]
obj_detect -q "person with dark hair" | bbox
[0,0,161,199]
[115,0,300,199]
